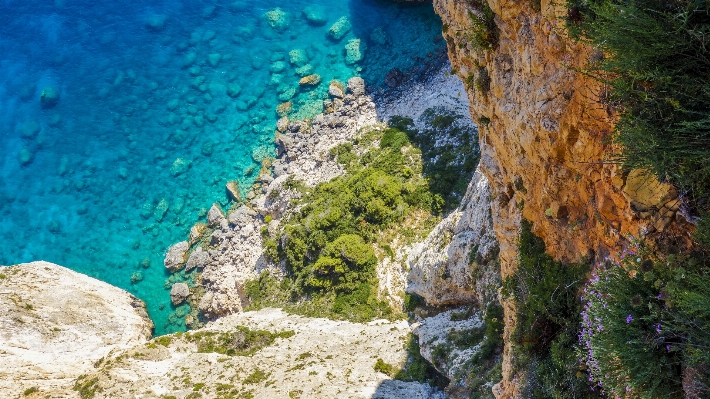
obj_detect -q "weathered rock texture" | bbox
[432,0,694,397]
[0,261,153,397]
[407,168,499,307]
[75,308,445,399]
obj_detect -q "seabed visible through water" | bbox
[0,0,444,334]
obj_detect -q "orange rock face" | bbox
[432,0,693,397]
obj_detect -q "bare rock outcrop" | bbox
[0,261,153,397]
[407,168,499,307]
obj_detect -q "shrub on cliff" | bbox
[503,219,594,398]
[249,126,440,322]
[567,0,710,247]
[580,240,710,398]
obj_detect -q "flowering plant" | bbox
[579,241,684,398]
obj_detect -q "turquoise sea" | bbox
[0,0,443,334]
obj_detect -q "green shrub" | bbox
[580,241,710,398]
[395,334,444,387]
[567,0,710,245]
[374,358,394,376]
[475,67,490,95]
[185,326,293,356]
[23,387,39,396]
[503,219,594,398]
[466,2,499,54]
[243,369,269,385]
[73,375,100,399]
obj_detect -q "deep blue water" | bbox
[0,0,443,334]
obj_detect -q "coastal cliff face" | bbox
[431,0,693,397]
[0,262,153,397]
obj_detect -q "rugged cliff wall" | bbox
[431,0,694,397]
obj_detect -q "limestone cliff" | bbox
[431,0,694,397]
[0,261,153,397]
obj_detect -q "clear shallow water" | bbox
[0,0,443,334]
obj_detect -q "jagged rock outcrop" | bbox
[0,261,153,397]
[73,308,445,399]
[433,0,695,396]
[407,168,499,307]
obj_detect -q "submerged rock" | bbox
[328,16,352,41]
[40,86,60,109]
[299,74,322,87]
[164,241,189,272]
[264,8,289,31]
[170,283,190,305]
[276,101,292,117]
[328,80,345,98]
[303,5,327,26]
[170,158,191,177]
[18,148,34,166]
[19,120,40,139]
[226,180,242,202]
[344,38,365,65]
[289,49,308,67]
[145,14,168,32]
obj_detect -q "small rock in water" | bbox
[294,64,314,77]
[118,167,128,180]
[170,158,191,177]
[270,60,287,73]
[264,8,289,31]
[201,141,214,157]
[385,68,405,88]
[344,38,365,65]
[48,113,62,127]
[145,14,168,32]
[328,16,352,41]
[208,53,222,67]
[226,83,241,98]
[328,80,345,98]
[140,202,153,219]
[130,271,144,284]
[47,220,61,234]
[303,6,327,26]
[276,101,292,117]
[226,180,242,202]
[276,117,289,132]
[140,258,151,269]
[18,148,34,166]
[202,5,217,19]
[299,74,322,87]
[155,199,169,222]
[289,49,308,67]
[40,86,60,108]
[370,27,388,46]
[19,120,41,139]
[170,283,190,305]
[164,241,189,272]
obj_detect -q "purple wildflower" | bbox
[626,314,633,324]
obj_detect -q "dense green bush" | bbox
[250,126,439,322]
[465,0,499,53]
[580,241,710,398]
[389,109,480,212]
[503,219,594,398]
[566,0,710,247]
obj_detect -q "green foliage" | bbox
[246,125,445,322]
[243,369,269,385]
[394,109,480,212]
[475,67,491,95]
[374,358,395,376]
[403,293,423,312]
[530,0,542,12]
[73,375,100,399]
[567,0,710,243]
[184,326,294,356]
[580,242,710,398]
[23,387,39,396]
[153,335,172,347]
[695,211,710,249]
[466,1,499,54]
[394,334,443,386]
[503,219,594,398]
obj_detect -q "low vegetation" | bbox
[566,0,710,250]
[248,123,456,322]
[503,219,594,398]
[184,327,294,356]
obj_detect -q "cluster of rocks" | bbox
[163,76,380,320]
